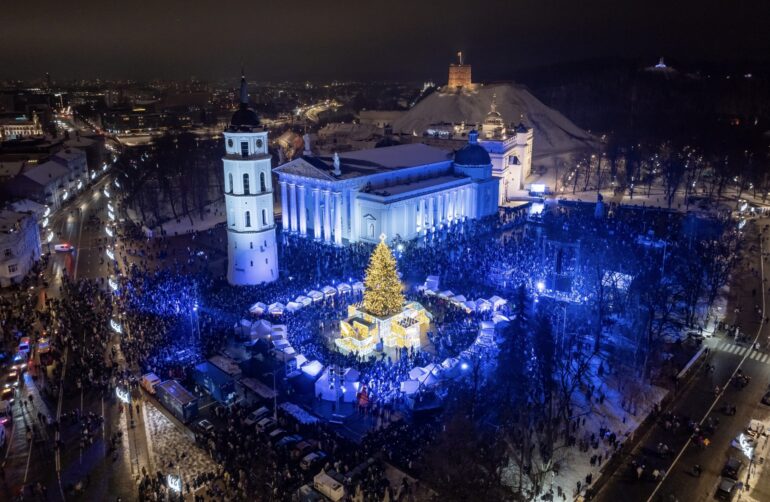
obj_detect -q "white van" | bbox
[141,373,161,394]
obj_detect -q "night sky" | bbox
[1,0,768,81]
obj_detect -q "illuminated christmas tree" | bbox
[363,235,405,317]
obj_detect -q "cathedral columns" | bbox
[298,185,307,235]
[289,183,298,232]
[427,197,434,230]
[280,181,288,230]
[334,192,343,246]
[323,190,332,243]
[312,188,321,240]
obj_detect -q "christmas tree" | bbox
[363,235,405,317]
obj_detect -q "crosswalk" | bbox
[712,340,770,364]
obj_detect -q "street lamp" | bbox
[264,371,278,421]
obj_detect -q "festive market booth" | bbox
[424,275,440,293]
[234,318,253,337]
[286,354,309,377]
[249,302,267,315]
[314,366,360,402]
[475,298,492,312]
[301,360,325,380]
[438,290,455,300]
[322,286,337,298]
[275,345,297,362]
[268,302,285,316]
[295,295,312,307]
[489,295,507,311]
[313,470,346,502]
[240,377,278,403]
[450,294,467,305]
[280,402,320,425]
[464,300,478,312]
[336,283,352,295]
[492,313,510,325]
[286,301,303,313]
[250,319,273,341]
[351,281,364,293]
[307,290,324,303]
[192,361,237,404]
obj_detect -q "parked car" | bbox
[196,419,214,434]
[715,477,737,500]
[268,428,286,443]
[17,337,31,357]
[256,417,277,433]
[4,370,19,388]
[244,406,270,426]
[292,440,316,459]
[721,457,744,480]
[275,434,302,450]
[300,451,327,471]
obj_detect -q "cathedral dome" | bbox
[231,105,260,128]
[454,130,490,166]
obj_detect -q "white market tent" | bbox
[492,314,510,325]
[286,301,302,313]
[302,360,324,379]
[274,346,297,361]
[235,318,252,336]
[475,298,492,312]
[438,290,455,299]
[424,275,440,291]
[489,295,507,310]
[464,300,477,311]
[351,281,365,292]
[336,283,352,294]
[293,354,308,369]
[408,367,425,380]
[307,290,324,303]
[273,339,291,350]
[321,285,337,297]
[251,319,273,338]
[249,302,267,315]
[400,380,420,395]
[268,302,285,315]
[451,294,467,304]
[295,295,312,307]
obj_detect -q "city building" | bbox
[0,112,43,141]
[223,75,279,285]
[274,130,499,245]
[1,160,72,212]
[0,209,42,287]
[52,148,88,186]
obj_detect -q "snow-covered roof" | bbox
[22,161,70,186]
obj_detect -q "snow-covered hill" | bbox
[392,83,597,158]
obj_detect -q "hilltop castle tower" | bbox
[223,74,278,285]
[447,51,472,90]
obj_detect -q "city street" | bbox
[596,217,770,502]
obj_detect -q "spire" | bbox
[457,51,463,65]
[239,70,248,106]
[490,93,497,114]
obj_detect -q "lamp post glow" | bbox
[106,248,115,260]
[167,474,181,493]
[109,278,118,291]
[108,211,115,221]
[105,226,113,237]
[110,319,122,333]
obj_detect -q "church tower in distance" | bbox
[223,74,278,285]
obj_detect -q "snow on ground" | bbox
[126,200,226,237]
[392,83,598,158]
[501,356,668,501]
[143,404,218,483]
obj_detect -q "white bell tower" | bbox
[223,74,278,285]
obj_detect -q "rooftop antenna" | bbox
[239,66,248,105]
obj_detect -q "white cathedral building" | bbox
[223,76,279,285]
[274,130,499,245]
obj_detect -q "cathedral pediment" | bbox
[273,158,336,181]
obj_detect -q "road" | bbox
[596,217,770,502]
[2,152,148,500]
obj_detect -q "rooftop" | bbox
[276,143,452,182]
[22,160,71,186]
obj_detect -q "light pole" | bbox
[265,371,278,421]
